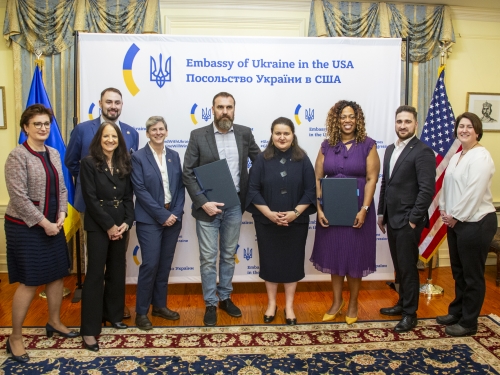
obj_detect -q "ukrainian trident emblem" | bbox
[305,108,315,122]
[243,248,253,261]
[150,54,171,88]
[201,108,212,122]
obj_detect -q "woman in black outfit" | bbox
[80,122,134,351]
[246,117,316,325]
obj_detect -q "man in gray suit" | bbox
[183,92,260,326]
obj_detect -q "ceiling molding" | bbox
[164,15,307,36]
[159,0,311,12]
[450,6,500,22]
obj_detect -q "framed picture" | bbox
[0,87,6,129]
[466,92,500,132]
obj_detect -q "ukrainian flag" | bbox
[19,65,80,242]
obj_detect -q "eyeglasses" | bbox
[32,122,51,129]
[340,115,356,120]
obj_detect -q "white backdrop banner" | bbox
[78,34,401,284]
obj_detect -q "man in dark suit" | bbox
[377,105,436,332]
[65,87,139,319]
[183,92,260,326]
[131,116,185,330]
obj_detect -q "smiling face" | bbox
[147,121,168,147]
[99,91,123,122]
[395,111,417,141]
[212,96,235,132]
[272,124,294,152]
[339,106,356,139]
[456,117,478,148]
[23,114,51,144]
[101,124,119,158]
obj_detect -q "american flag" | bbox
[418,68,461,261]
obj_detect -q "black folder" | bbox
[193,159,240,209]
[321,178,358,226]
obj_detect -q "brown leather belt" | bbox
[164,203,171,210]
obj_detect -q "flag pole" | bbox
[32,55,72,300]
[419,44,453,297]
[71,30,84,304]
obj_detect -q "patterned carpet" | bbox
[1,316,500,374]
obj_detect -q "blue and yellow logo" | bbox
[190,103,212,125]
[132,245,141,266]
[123,44,141,96]
[87,103,102,120]
[294,104,315,125]
[122,44,172,96]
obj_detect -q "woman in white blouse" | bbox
[437,112,497,337]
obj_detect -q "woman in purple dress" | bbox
[310,100,380,325]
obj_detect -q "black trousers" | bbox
[447,212,497,328]
[387,221,425,317]
[81,229,128,336]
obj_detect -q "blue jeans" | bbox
[196,205,242,306]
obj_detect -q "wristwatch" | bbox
[361,206,370,212]
[294,209,300,217]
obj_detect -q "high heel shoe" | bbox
[82,336,99,352]
[6,338,30,363]
[102,318,128,329]
[322,300,345,322]
[345,315,358,325]
[264,307,277,323]
[284,309,297,326]
[46,323,80,338]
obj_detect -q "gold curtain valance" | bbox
[309,0,455,62]
[3,0,161,55]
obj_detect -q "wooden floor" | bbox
[0,266,499,328]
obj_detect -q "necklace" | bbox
[460,142,478,156]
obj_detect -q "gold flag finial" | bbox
[34,49,44,68]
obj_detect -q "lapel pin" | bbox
[127,131,130,134]
[168,159,172,162]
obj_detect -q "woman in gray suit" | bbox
[80,122,134,351]
[131,116,185,330]
[5,104,78,363]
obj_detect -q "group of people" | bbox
[4,88,497,362]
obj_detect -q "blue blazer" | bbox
[65,118,139,212]
[131,144,185,225]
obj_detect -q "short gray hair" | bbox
[145,116,167,132]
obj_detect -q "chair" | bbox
[489,227,500,287]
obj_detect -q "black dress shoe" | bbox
[445,323,477,337]
[264,307,277,323]
[6,338,30,363]
[219,298,242,317]
[436,314,460,326]
[45,323,80,338]
[82,337,99,352]
[102,319,128,329]
[135,314,153,331]
[204,306,217,326]
[394,315,418,332]
[380,305,403,316]
[152,307,180,321]
[284,309,297,326]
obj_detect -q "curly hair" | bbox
[325,100,367,146]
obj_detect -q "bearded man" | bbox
[183,92,260,326]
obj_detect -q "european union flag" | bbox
[19,65,80,242]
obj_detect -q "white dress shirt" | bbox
[148,143,172,204]
[439,147,495,222]
[389,134,416,177]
